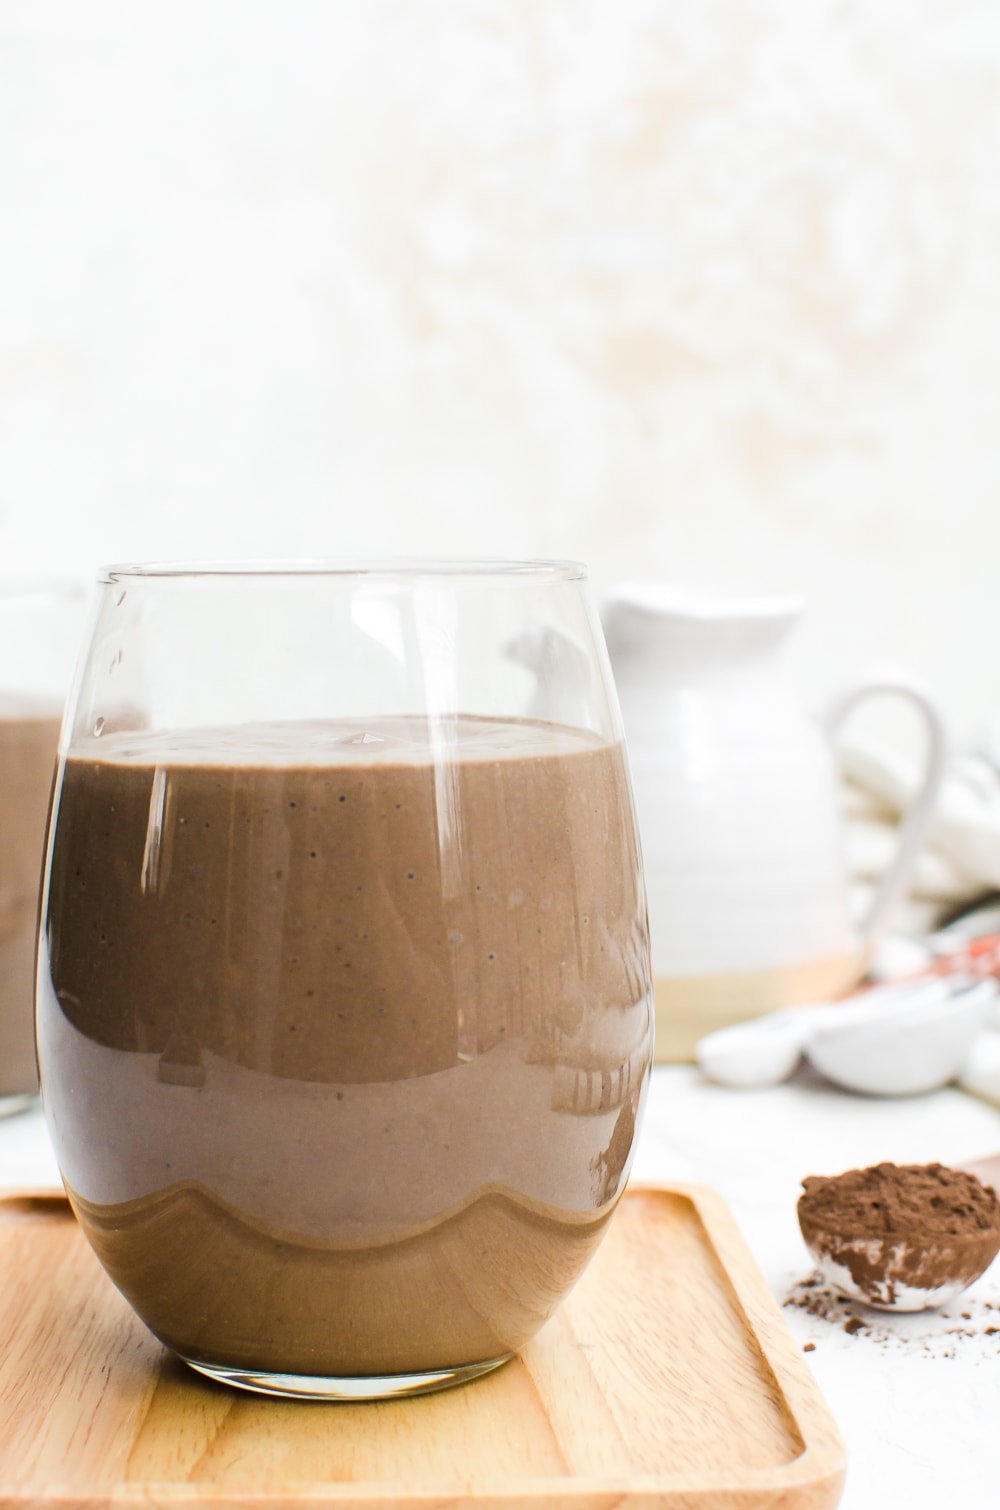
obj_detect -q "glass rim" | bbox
[98,558,588,586]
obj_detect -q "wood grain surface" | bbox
[0,1184,845,1508]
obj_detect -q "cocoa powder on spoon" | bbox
[797,1162,1000,1311]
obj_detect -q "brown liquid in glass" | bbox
[39,715,652,1377]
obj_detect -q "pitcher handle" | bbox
[824,675,948,962]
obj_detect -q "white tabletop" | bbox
[3,1065,999,1508]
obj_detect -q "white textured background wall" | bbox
[2,1,999,741]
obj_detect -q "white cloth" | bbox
[839,723,1000,1108]
[840,718,1000,932]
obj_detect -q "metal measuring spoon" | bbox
[797,1159,1000,1312]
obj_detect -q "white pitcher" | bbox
[601,584,947,1061]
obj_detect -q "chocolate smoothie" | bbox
[38,714,652,1378]
[0,702,61,1101]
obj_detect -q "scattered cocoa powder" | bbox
[783,1269,1000,1359]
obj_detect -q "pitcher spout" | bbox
[601,583,803,677]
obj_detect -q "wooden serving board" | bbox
[0,1183,845,1508]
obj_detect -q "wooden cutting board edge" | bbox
[646,1180,847,1508]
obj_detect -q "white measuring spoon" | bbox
[696,975,997,1092]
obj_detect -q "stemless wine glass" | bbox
[36,561,653,1400]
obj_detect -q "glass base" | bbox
[0,1092,37,1120]
[179,1351,513,1400]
